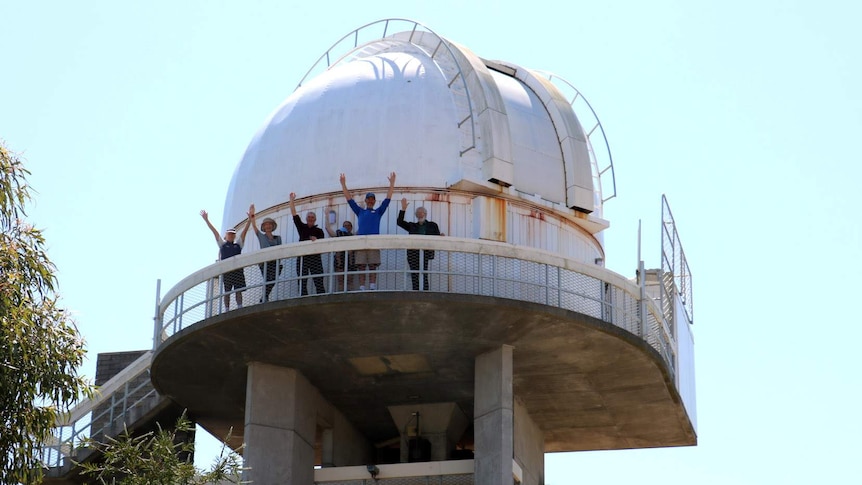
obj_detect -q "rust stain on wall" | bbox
[529,210,545,221]
[428,192,451,202]
[492,198,507,242]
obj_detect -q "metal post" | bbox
[492,255,498,297]
[638,220,648,338]
[342,250,348,293]
[217,274,224,314]
[602,282,612,324]
[178,293,185,335]
[108,394,115,435]
[205,277,214,318]
[544,264,549,305]
[152,279,161,351]
[420,249,425,291]
[557,267,562,309]
[122,381,129,424]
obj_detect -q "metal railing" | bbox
[536,71,617,210]
[661,195,693,324]
[295,18,477,156]
[39,351,159,473]
[155,236,674,373]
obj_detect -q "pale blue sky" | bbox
[2,1,860,483]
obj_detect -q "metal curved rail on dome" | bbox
[295,18,477,155]
[535,71,617,206]
[154,236,676,377]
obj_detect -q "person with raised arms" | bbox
[339,172,396,290]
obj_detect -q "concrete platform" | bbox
[150,291,696,455]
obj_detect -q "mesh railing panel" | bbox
[157,237,676,377]
[645,306,675,382]
[558,268,602,319]
[40,363,160,472]
[441,476,474,485]
[661,195,693,324]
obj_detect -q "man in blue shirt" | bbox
[340,172,396,290]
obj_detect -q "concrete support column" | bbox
[474,345,514,485]
[514,398,544,485]
[243,362,315,485]
[321,428,334,467]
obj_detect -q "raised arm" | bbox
[248,204,260,235]
[289,192,298,217]
[238,216,251,244]
[386,172,396,200]
[339,173,352,202]
[324,206,337,237]
[432,222,444,237]
[397,198,410,231]
[200,210,221,243]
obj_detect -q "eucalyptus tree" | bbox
[0,140,92,484]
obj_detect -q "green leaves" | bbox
[0,140,93,484]
[79,413,245,485]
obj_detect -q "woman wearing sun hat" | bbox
[248,204,282,302]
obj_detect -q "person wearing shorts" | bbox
[340,172,396,290]
[201,209,250,310]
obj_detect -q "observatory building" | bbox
[44,19,696,485]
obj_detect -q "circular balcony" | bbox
[151,236,694,452]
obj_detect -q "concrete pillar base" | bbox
[474,345,514,485]
[242,362,315,485]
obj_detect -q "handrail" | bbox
[41,354,160,472]
[535,71,616,207]
[661,195,694,323]
[56,351,152,426]
[294,18,477,155]
[159,236,637,314]
[156,236,674,375]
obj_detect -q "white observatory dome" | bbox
[222,23,605,233]
[146,25,696,485]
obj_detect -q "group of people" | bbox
[200,172,444,309]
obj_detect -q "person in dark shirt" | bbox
[289,192,326,296]
[201,209,250,310]
[396,198,444,291]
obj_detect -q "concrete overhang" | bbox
[150,291,696,453]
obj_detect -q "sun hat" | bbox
[261,217,277,231]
